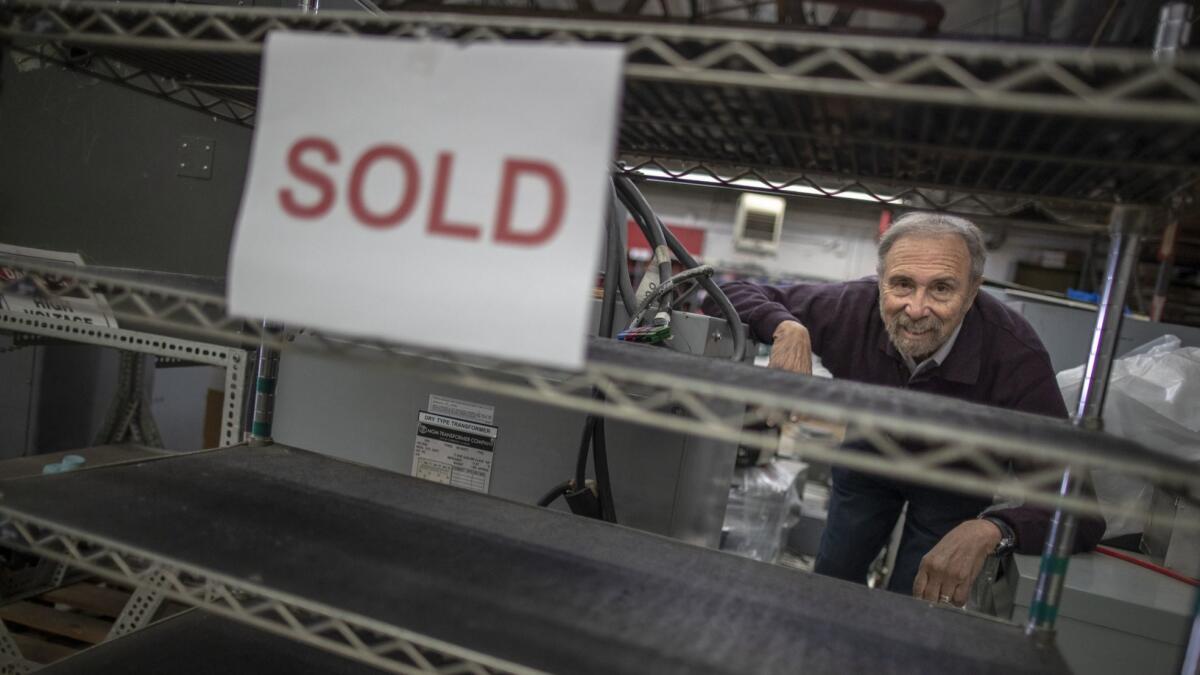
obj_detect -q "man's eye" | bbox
[934,284,950,294]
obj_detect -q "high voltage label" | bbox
[411,410,498,493]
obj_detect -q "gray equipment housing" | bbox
[272,303,750,548]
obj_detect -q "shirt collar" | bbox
[901,322,962,374]
[877,304,982,385]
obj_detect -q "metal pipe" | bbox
[1026,205,1149,642]
[249,320,281,447]
[1074,207,1147,428]
[1152,219,1179,322]
[1154,2,1193,64]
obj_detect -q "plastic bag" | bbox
[1057,335,1200,537]
[721,461,804,563]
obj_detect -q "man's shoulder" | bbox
[815,276,878,301]
[972,291,1052,360]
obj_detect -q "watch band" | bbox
[980,515,1016,555]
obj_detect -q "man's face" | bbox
[878,234,979,362]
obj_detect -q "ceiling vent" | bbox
[734,193,785,253]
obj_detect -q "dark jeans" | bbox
[814,466,992,595]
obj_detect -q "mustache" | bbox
[893,315,942,333]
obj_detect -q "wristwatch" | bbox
[980,515,1016,556]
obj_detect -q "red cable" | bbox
[1095,545,1200,587]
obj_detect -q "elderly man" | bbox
[710,212,1102,605]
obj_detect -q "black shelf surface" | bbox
[0,445,1069,674]
[41,610,384,675]
[586,337,1193,478]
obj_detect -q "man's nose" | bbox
[905,290,930,319]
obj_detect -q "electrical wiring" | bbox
[600,196,621,339]
[538,480,574,507]
[610,187,638,316]
[669,279,702,310]
[625,265,715,331]
[553,188,626,522]
[613,175,673,310]
[588,202,622,522]
[1094,545,1200,587]
[574,416,598,494]
[612,172,746,361]
[657,212,746,361]
[591,411,616,522]
[542,172,746,521]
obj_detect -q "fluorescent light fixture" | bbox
[632,166,902,204]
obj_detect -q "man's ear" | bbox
[968,278,983,305]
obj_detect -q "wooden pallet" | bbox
[1,579,186,666]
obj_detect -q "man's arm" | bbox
[705,280,813,345]
[985,369,1106,554]
[915,348,1103,604]
[702,279,850,376]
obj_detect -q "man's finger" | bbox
[921,577,945,604]
[913,569,928,599]
[916,562,945,603]
[951,581,970,607]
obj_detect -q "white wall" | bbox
[982,229,1098,284]
[639,182,882,282]
[638,181,1098,285]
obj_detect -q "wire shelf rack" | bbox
[0,509,525,675]
[3,0,1199,215]
[0,444,1081,675]
[3,254,1197,533]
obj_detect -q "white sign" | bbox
[228,34,624,369]
[0,244,118,328]
[412,410,498,493]
[0,294,117,328]
[428,394,494,425]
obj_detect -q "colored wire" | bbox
[1094,545,1199,587]
[611,172,746,361]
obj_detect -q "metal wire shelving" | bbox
[2,254,1196,526]
[2,3,1200,672]
[3,0,1200,217]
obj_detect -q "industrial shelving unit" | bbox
[4,0,1200,217]
[1,2,1199,673]
[0,307,251,449]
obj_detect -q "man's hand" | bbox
[770,320,812,375]
[913,519,1002,607]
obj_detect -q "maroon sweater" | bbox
[707,277,1103,554]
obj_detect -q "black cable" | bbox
[626,265,715,331]
[537,480,573,507]
[614,178,669,310]
[600,196,621,340]
[614,172,746,361]
[670,280,702,310]
[592,411,617,522]
[609,182,638,316]
[657,212,747,361]
[549,186,625,522]
[589,192,621,522]
[574,415,597,490]
[614,175,673,307]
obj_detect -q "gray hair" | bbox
[877,212,986,282]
